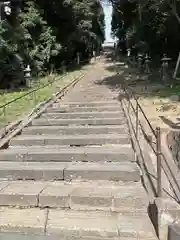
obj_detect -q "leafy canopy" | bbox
[111,0,180,58]
[0,0,105,88]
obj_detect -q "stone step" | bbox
[0,234,158,240]
[0,146,134,162]
[42,111,124,119]
[32,117,126,126]
[10,134,130,147]
[0,208,157,239]
[47,105,123,113]
[46,210,157,239]
[53,100,120,108]
[9,145,126,149]
[0,181,146,211]
[22,125,128,135]
[0,162,140,181]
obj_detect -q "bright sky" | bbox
[102,1,113,42]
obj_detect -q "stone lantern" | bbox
[127,48,131,57]
[161,54,172,84]
[24,65,31,87]
[144,53,151,74]
[137,53,143,72]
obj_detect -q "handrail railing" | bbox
[124,87,157,137]
[121,79,180,201]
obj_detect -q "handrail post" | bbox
[136,102,139,140]
[135,102,139,162]
[127,92,130,114]
[156,127,162,197]
[3,106,6,123]
[33,90,36,104]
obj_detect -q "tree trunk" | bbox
[173,52,180,79]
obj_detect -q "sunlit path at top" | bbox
[101,0,114,43]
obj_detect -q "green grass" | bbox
[157,85,180,97]
[0,65,89,128]
[139,83,180,99]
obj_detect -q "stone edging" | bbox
[161,131,180,202]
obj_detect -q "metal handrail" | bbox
[123,86,157,137]
[123,87,157,155]
[121,80,180,200]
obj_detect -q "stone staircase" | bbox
[0,99,158,239]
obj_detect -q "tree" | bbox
[110,0,180,59]
[0,0,105,88]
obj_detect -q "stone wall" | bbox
[168,224,180,240]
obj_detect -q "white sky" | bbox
[102,1,113,42]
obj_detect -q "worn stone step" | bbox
[0,208,157,239]
[0,161,140,182]
[0,146,134,162]
[0,162,140,181]
[0,162,66,181]
[0,181,146,211]
[0,234,157,240]
[53,100,120,108]
[63,162,140,181]
[66,182,148,212]
[46,210,157,239]
[10,134,130,147]
[42,112,124,119]
[47,105,123,113]
[22,125,128,135]
[0,234,158,240]
[32,117,126,126]
[9,145,125,149]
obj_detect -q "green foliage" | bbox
[0,0,105,88]
[19,1,61,73]
[111,0,180,58]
